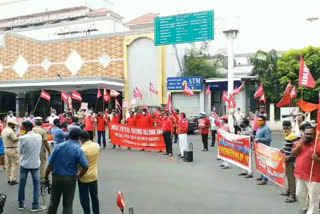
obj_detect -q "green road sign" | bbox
[154,10,214,46]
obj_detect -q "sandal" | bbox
[285,197,296,203]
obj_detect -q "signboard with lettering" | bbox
[154,10,214,46]
[167,76,203,91]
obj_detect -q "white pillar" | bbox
[200,91,205,113]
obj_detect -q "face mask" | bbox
[305,137,314,144]
[143,112,146,115]
[51,114,55,116]
[255,113,259,116]
[30,115,34,118]
[257,121,265,126]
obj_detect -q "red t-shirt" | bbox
[111,115,120,124]
[127,117,136,126]
[178,119,189,134]
[139,114,153,128]
[161,118,173,134]
[96,117,106,131]
[295,140,320,182]
[198,118,210,134]
[84,116,95,131]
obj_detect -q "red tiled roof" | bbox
[127,13,159,25]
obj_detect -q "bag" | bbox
[0,193,7,214]
[183,143,193,162]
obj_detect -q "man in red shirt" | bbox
[96,112,107,148]
[110,109,121,149]
[198,112,211,152]
[160,112,174,157]
[84,111,95,141]
[136,108,153,128]
[289,126,320,213]
[178,112,189,158]
[126,111,136,127]
[152,108,162,126]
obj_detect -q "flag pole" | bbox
[32,96,41,114]
[103,100,105,113]
[305,131,319,207]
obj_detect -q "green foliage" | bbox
[277,46,320,103]
[183,45,223,79]
[250,49,281,103]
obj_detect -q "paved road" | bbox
[0,132,301,214]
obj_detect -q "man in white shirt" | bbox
[4,111,17,125]
[234,108,244,134]
[18,121,46,212]
[47,109,59,124]
[209,111,218,147]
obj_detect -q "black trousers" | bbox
[97,131,106,148]
[201,134,209,150]
[173,128,178,143]
[234,125,241,134]
[211,130,217,146]
[78,180,100,214]
[163,131,172,154]
[47,175,76,214]
[88,131,94,141]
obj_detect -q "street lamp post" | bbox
[223,29,239,133]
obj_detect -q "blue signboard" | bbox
[167,76,203,91]
[208,80,241,91]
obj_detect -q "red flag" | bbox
[228,93,236,108]
[284,81,292,94]
[222,91,229,102]
[299,55,315,88]
[254,83,264,98]
[167,94,173,113]
[72,91,82,102]
[117,191,125,211]
[40,90,51,101]
[110,89,120,97]
[233,81,246,96]
[115,99,122,110]
[259,93,266,103]
[103,88,110,102]
[290,85,297,99]
[133,87,143,100]
[97,89,102,99]
[206,85,211,96]
[317,92,320,132]
[183,84,194,96]
[297,100,318,113]
[276,93,291,108]
[61,90,68,101]
[68,95,73,110]
[149,82,158,95]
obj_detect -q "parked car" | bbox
[186,115,200,134]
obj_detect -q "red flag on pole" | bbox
[222,91,229,102]
[40,90,51,101]
[72,91,82,102]
[167,94,173,113]
[133,87,143,100]
[299,55,315,88]
[117,191,125,212]
[276,93,291,108]
[228,93,236,108]
[259,93,266,103]
[61,90,68,101]
[290,85,297,100]
[254,83,264,98]
[110,89,120,97]
[233,81,246,96]
[97,89,102,99]
[298,100,318,113]
[206,85,211,96]
[183,84,194,96]
[115,99,122,110]
[68,95,73,110]
[284,81,292,94]
[149,82,158,95]
[103,88,110,102]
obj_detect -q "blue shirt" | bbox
[49,140,89,176]
[0,138,4,155]
[51,126,68,145]
[256,124,272,146]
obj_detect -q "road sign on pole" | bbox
[154,10,214,46]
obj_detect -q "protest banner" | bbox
[217,131,251,171]
[109,124,166,151]
[254,142,286,187]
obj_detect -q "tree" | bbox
[277,46,320,103]
[183,45,223,79]
[250,49,281,103]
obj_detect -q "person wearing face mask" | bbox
[84,111,95,141]
[218,115,230,169]
[252,109,260,136]
[160,112,174,157]
[4,111,17,126]
[209,111,218,147]
[238,118,253,177]
[177,113,189,158]
[198,112,211,152]
[47,110,59,124]
[110,109,121,149]
[255,114,272,185]
[288,126,320,214]
[27,113,35,125]
[280,120,298,203]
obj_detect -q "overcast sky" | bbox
[0,0,320,53]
